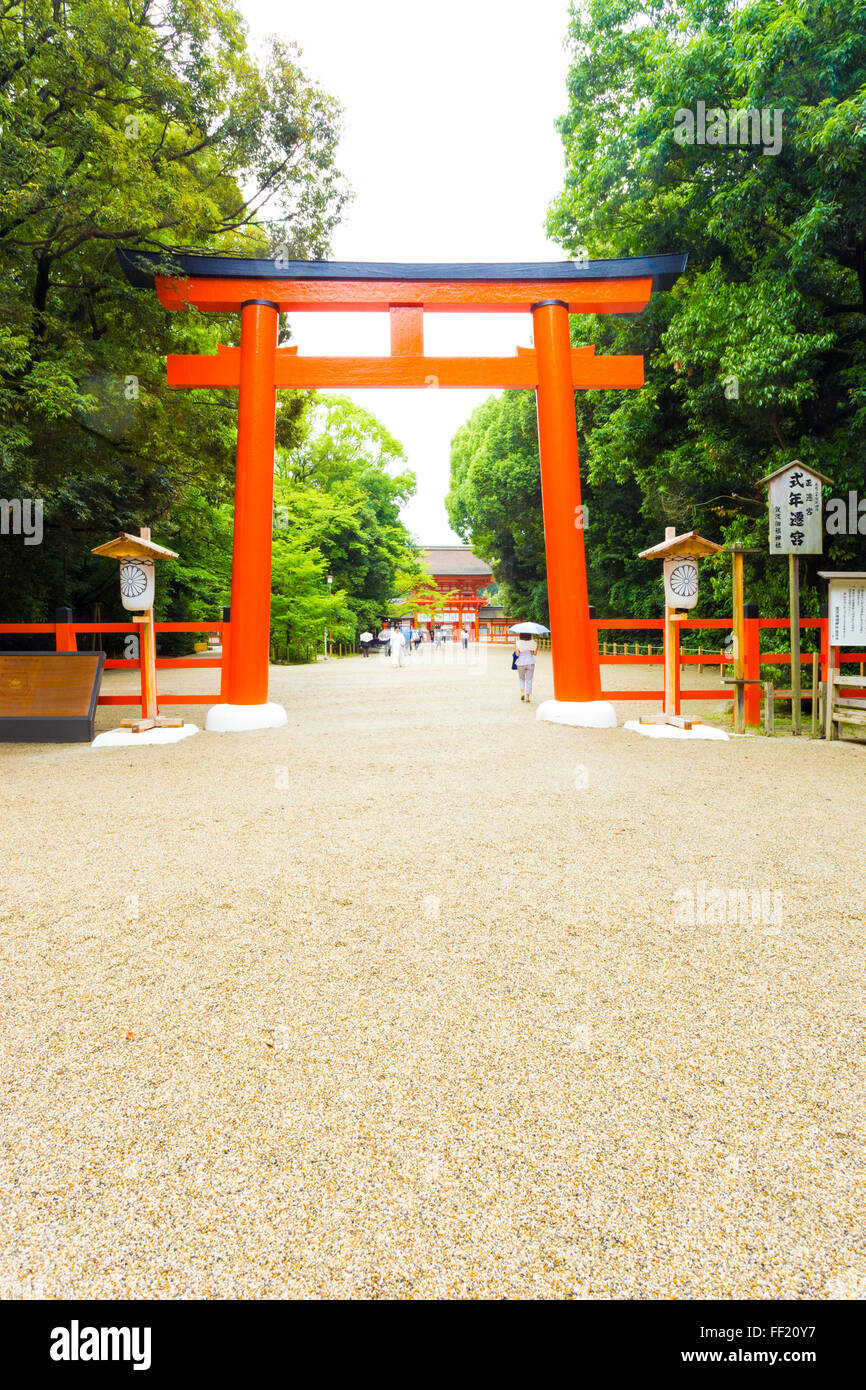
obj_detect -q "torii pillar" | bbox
[223,299,283,726]
[532,299,607,723]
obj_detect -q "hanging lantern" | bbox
[91,530,178,613]
[640,528,721,614]
[663,554,700,609]
[118,556,155,611]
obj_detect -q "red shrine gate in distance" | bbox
[120,252,686,729]
[412,547,495,639]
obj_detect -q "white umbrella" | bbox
[359,632,373,642]
[509,622,550,635]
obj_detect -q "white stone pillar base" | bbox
[205,702,288,732]
[535,699,617,729]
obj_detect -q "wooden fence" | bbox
[2,612,864,728]
[0,615,227,707]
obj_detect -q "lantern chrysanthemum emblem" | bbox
[119,562,149,600]
[662,553,700,610]
[668,561,698,599]
[116,556,155,610]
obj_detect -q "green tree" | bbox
[273,394,421,639]
[269,534,351,662]
[546,0,866,618]
[447,388,660,619]
[450,1,866,627]
[0,0,347,621]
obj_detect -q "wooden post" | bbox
[764,681,774,735]
[824,645,836,741]
[789,552,801,735]
[663,608,677,715]
[698,645,703,675]
[811,651,819,738]
[54,606,77,652]
[219,606,231,701]
[817,680,824,736]
[732,548,746,734]
[133,525,157,722]
[135,610,158,721]
[819,603,829,683]
[744,603,761,726]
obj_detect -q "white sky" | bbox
[238,0,574,544]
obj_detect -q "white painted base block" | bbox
[624,718,729,741]
[91,723,200,748]
[535,699,618,729]
[205,702,288,732]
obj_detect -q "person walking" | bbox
[461,627,470,651]
[388,624,406,668]
[514,630,538,702]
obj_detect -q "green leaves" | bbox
[270,394,419,653]
[543,0,866,612]
[450,2,865,623]
[0,0,348,622]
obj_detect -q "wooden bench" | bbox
[0,651,105,742]
[824,672,866,742]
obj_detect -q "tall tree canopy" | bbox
[449,0,866,620]
[0,0,348,619]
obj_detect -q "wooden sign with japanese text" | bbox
[768,466,823,554]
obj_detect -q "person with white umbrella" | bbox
[509,622,549,703]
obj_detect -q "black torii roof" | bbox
[117,249,688,293]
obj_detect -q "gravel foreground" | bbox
[0,646,863,1300]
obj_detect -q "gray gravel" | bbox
[0,646,863,1299]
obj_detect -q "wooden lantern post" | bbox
[638,527,723,730]
[720,543,761,733]
[759,461,832,736]
[91,527,183,733]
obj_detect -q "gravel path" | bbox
[0,646,863,1299]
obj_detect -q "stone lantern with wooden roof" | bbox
[91,526,182,732]
[638,526,723,729]
[91,527,178,612]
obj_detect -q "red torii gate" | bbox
[120,252,686,729]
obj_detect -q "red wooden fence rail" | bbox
[0,619,229,707]
[592,616,866,722]
[2,615,864,725]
